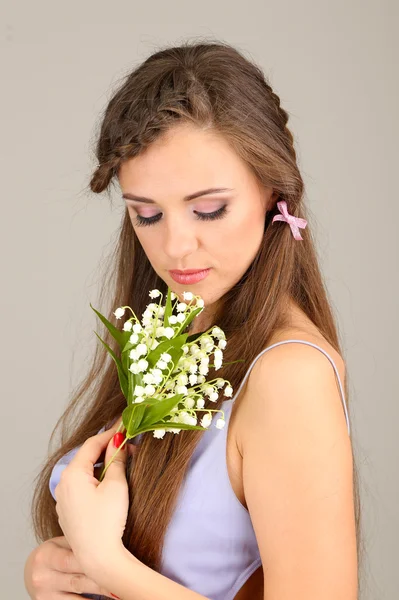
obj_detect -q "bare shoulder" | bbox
[234,329,348,452]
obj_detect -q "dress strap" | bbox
[228,339,350,437]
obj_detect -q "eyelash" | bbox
[133,204,228,227]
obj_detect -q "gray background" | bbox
[2,1,398,598]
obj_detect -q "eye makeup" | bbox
[133,204,229,228]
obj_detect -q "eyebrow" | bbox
[122,187,234,204]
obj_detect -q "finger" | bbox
[57,571,115,597]
[43,568,114,597]
[68,422,121,472]
[102,429,128,482]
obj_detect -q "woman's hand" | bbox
[24,535,118,598]
[54,418,134,575]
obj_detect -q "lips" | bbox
[169,268,211,285]
[169,269,209,275]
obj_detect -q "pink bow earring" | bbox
[272,200,308,241]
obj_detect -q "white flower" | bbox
[150,339,159,350]
[218,339,227,349]
[132,323,142,333]
[201,413,212,428]
[189,363,198,374]
[176,302,187,312]
[197,374,206,384]
[178,411,190,423]
[215,378,225,388]
[153,429,166,438]
[144,384,156,396]
[183,291,194,301]
[176,313,185,323]
[129,349,139,361]
[156,326,165,338]
[147,303,159,312]
[135,343,147,357]
[196,398,205,409]
[176,385,188,395]
[134,396,145,403]
[129,333,139,344]
[168,315,178,324]
[129,362,141,374]
[149,289,161,298]
[186,415,197,426]
[200,335,213,347]
[171,292,177,300]
[209,392,219,402]
[142,317,152,327]
[188,374,198,386]
[196,298,204,308]
[199,364,209,375]
[137,358,148,372]
[190,344,200,355]
[182,345,189,354]
[123,320,133,331]
[211,326,225,340]
[168,427,181,434]
[160,352,172,363]
[214,349,223,361]
[224,385,233,397]
[133,385,145,397]
[114,307,125,319]
[143,372,155,384]
[215,418,225,429]
[164,327,175,339]
[156,360,168,370]
[143,308,153,320]
[214,360,222,370]
[184,397,196,409]
[176,373,188,386]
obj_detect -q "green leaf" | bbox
[146,334,188,369]
[163,287,173,327]
[175,306,203,336]
[138,393,185,429]
[127,369,135,405]
[93,331,128,399]
[122,403,147,436]
[90,303,128,349]
[135,422,206,435]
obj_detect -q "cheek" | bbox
[217,210,264,263]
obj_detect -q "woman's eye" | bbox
[133,204,228,227]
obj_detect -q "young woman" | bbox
[25,40,360,600]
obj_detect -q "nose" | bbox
[163,215,199,260]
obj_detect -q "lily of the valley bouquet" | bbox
[90,288,235,481]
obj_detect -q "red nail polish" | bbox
[113,432,126,448]
[110,594,120,599]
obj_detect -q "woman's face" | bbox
[118,123,276,319]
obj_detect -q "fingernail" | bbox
[110,594,120,599]
[113,432,126,448]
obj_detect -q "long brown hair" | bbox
[31,39,363,589]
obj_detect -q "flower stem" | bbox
[98,435,129,482]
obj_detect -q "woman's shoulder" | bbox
[231,321,347,452]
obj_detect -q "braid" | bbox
[262,80,297,162]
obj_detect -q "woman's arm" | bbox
[85,546,210,600]
[238,343,358,599]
